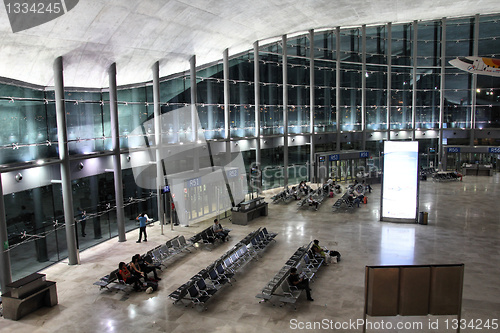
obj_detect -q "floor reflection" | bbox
[380,225,415,265]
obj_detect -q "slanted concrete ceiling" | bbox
[0,0,499,88]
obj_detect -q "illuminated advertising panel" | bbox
[381,141,419,222]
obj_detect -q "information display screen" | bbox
[381,141,419,221]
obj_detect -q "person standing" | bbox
[77,207,87,237]
[136,213,147,243]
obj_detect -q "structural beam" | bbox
[412,20,418,141]
[54,56,79,264]
[361,25,367,150]
[108,63,126,242]
[152,61,164,234]
[0,174,12,291]
[309,29,316,182]
[254,41,262,193]
[439,18,446,169]
[223,49,231,165]
[282,35,289,186]
[336,27,341,150]
[190,55,199,176]
[387,23,392,140]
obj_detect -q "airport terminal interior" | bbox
[1,0,500,332]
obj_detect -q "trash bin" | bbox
[419,211,428,225]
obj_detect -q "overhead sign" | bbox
[186,177,201,188]
[329,154,340,161]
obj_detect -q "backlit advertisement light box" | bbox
[381,141,419,222]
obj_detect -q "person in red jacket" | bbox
[118,262,143,291]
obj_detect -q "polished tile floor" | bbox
[1,175,500,332]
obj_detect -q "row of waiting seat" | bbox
[432,171,461,182]
[189,224,231,250]
[93,235,193,293]
[271,187,296,204]
[256,241,325,310]
[169,227,277,310]
[297,180,333,210]
[331,192,354,211]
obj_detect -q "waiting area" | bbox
[1,176,500,333]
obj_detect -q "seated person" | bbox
[134,254,161,281]
[312,240,340,264]
[290,186,300,200]
[311,239,329,264]
[118,262,143,291]
[299,181,310,195]
[307,196,319,210]
[213,218,229,241]
[129,254,150,282]
[312,239,328,257]
[288,267,313,301]
[347,193,361,208]
[362,180,372,193]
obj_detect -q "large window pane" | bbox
[417,21,441,67]
[445,18,474,64]
[314,30,336,60]
[475,75,500,129]
[479,15,500,57]
[366,26,387,64]
[392,23,413,66]
[340,28,361,62]
[416,68,440,129]
[443,67,471,128]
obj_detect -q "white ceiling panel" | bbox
[0,0,498,88]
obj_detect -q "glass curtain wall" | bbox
[197,64,225,140]
[415,21,441,129]
[391,23,414,130]
[339,28,362,131]
[3,13,500,284]
[444,17,474,129]
[229,53,254,138]
[0,83,57,164]
[287,36,310,134]
[314,30,337,132]
[475,15,500,133]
